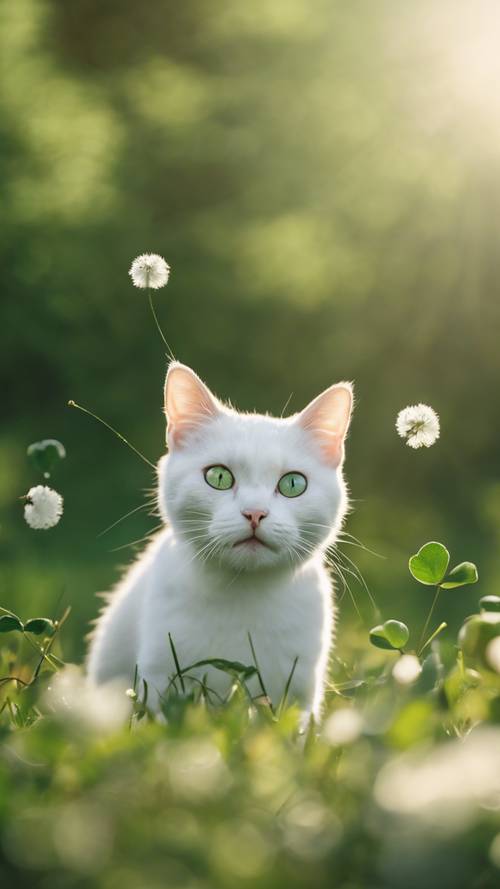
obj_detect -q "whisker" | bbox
[109,524,163,553]
[280,391,294,417]
[336,531,385,560]
[330,544,379,617]
[327,558,362,621]
[97,499,157,538]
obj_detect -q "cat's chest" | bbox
[138,564,331,703]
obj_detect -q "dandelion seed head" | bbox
[396,403,440,449]
[129,253,170,289]
[24,485,63,530]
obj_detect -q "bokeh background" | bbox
[2,0,500,660]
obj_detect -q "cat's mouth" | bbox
[233,534,271,550]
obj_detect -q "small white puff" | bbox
[129,253,170,289]
[396,403,440,449]
[24,485,63,530]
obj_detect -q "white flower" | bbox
[396,403,440,449]
[392,654,422,685]
[323,708,363,745]
[24,485,63,530]
[129,253,170,289]
[125,687,137,699]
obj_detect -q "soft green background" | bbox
[2,0,500,659]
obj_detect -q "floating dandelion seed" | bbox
[24,485,63,530]
[129,253,170,290]
[396,403,440,449]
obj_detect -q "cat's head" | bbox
[158,363,353,573]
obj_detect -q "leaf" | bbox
[0,615,24,633]
[458,612,500,668]
[369,619,409,651]
[369,626,394,650]
[409,542,450,585]
[27,439,66,476]
[441,562,478,589]
[480,595,500,613]
[24,618,55,636]
[180,657,257,681]
[418,649,444,694]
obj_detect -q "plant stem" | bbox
[68,401,156,470]
[30,606,71,684]
[419,621,448,655]
[148,290,175,360]
[418,586,441,656]
[278,656,299,717]
[247,631,273,711]
[168,633,186,694]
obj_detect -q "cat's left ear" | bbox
[164,362,220,449]
[296,382,353,467]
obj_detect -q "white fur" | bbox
[87,364,353,722]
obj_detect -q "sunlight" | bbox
[441,2,500,120]
[408,0,500,141]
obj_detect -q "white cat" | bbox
[87,363,353,723]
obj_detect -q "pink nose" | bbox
[242,509,268,531]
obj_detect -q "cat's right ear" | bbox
[164,363,220,449]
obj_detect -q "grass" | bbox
[1,605,500,889]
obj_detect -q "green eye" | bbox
[204,465,234,491]
[278,471,307,498]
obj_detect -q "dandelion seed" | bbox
[129,253,170,290]
[24,485,63,530]
[396,403,440,449]
[392,654,422,685]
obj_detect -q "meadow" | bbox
[1,523,500,888]
[2,0,500,886]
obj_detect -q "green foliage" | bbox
[0,610,56,637]
[441,561,479,589]
[1,601,500,889]
[24,617,55,636]
[459,611,500,669]
[480,595,500,612]
[409,541,450,585]
[27,439,66,476]
[369,618,409,650]
[0,615,23,633]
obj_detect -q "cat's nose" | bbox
[242,509,268,531]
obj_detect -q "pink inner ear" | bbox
[165,364,219,448]
[297,383,353,466]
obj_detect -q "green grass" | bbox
[1,604,500,889]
